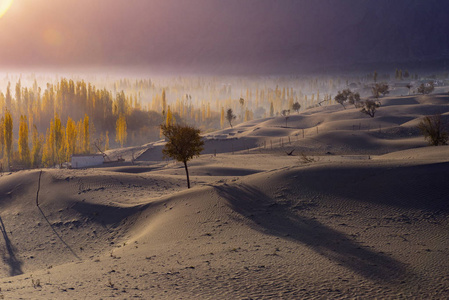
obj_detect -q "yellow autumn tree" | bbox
[166,105,174,127]
[18,115,30,167]
[206,102,211,119]
[115,114,127,147]
[0,116,4,159]
[244,109,253,122]
[105,131,110,150]
[42,125,55,167]
[220,107,224,128]
[4,110,13,170]
[76,120,84,154]
[83,114,90,153]
[161,88,167,115]
[31,124,43,168]
[66,117,77,161]
[53,114,65,164]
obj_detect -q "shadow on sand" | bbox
[0,216,23,276]
[37,206,81,261]
[34,171,80,261]
[293,162,449,212]
[215,183,412,283]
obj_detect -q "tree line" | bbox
[0,78,169,170]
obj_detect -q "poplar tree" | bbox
[53,114,64,164]
[162,88,166,115]
[83,114,90,153]
[31,125,43,168]
[15,80,22,115]
[166,105,174,126]
[115,114,127,147]
[220,107,225,128]
[18,115,30,167]
[105,131,110,150]
[288,97,294,110]
[4,110,13,170]
[0,117,3,159]
[42,126,55,167]
[5,82,11,110]
[76,120,84,154]
[66,117,77,161]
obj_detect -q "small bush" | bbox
[299,153,315,164]
[360,100,380,118]
[418,114,448,146]
[417,82,435,95]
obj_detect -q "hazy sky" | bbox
[0,0,448,74]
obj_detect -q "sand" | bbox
[0,93,448,299]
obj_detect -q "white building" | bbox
[71,154,104,169]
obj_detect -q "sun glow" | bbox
[0,0,13,19]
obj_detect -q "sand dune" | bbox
[0,95,448,299]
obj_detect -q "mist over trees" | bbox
[0,68,445,169]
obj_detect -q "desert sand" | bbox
[0,93,448,299]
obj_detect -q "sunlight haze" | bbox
[0,0,448,73]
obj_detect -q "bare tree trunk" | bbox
[183,160,190,189]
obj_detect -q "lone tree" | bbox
[161,124,205,189]
[281,109,290,127]
[418,114,448,146]
[292,102,301,113]
[360,100,380,118]
[226,108,236,128]
[417,82,435,95]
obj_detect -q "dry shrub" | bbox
[418,114,448,146]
